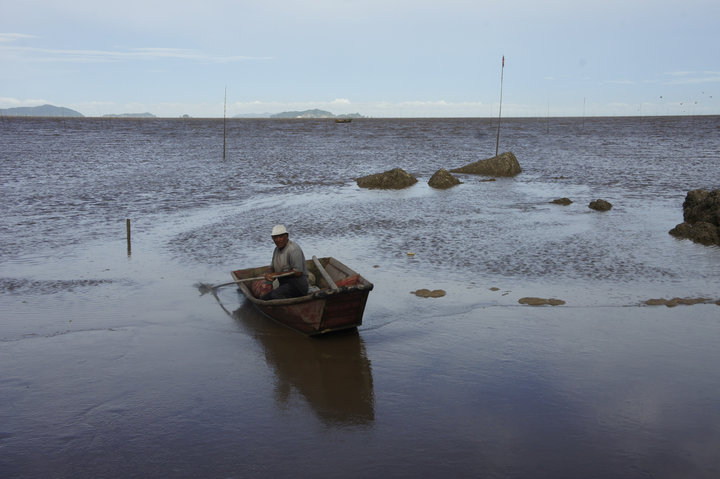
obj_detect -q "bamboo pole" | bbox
[495,55,505,157]
[223,87,227,160]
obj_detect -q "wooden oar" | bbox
[313,255,339,291]
[197,272,294,295]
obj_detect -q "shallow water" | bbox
[1,116,720,478]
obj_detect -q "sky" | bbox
[1,0,719,118]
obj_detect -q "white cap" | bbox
[271,225,287,236]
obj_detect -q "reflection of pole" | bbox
[223,87,227,160]
[495,55,505,157]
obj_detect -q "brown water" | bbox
[1,116,720,478]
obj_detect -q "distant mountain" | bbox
[337,112,364,119]
[269,109,364,119]
[0,104,84,117]
[103,112,156,118]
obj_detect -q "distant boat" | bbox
[334,118,352,123]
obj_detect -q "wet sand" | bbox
[3,238,720,478]
[3,116,720,477]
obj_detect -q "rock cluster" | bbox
[356,152,522,190]
[356,168,418,189]
[428,168,462,189]
[669,189,720,246]
[450,151,522,177]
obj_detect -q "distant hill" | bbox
[103,112,157,118]
[0,104,84,117]
[269,109,364,119]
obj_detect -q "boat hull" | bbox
[231,257,373,336]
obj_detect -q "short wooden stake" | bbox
[126,218,131,254]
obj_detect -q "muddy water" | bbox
[1,116,720,477]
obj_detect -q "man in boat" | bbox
[260,225,310,300]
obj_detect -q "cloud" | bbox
[0,33,37,43]
[222,99,487,118]
[0,97,50,108]
[603,79,636,85]
[663,71,720,85]
[0,44,271,64]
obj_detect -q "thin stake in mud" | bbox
[126,218,131,255]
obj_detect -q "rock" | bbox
[669,189,720,246]
[518,297,566,306]
[589,199,612,211]
[411,289,446,298]
[644,298,669,306]
[428,168,462,189]
[643,297,713,307]
[357,168,418,189]
[550,197,573,205]
[682,189,720,224]
[669,221,720,245]
[450,151,522,177]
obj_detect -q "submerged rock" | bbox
[411,289,446,298]
[643,297,714,307]
[669,189,720,246]
[550,197,573,205]
[428,168,462,189]
[450,151,522,177]
[589,199,612,211]
[518,297,566,306]
[357,168,418,189]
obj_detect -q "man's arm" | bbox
[285,244,305,277]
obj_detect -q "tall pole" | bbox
[223,86,227,160]
[495,55,505,157]
[547,100,550,134]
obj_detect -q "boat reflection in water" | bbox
[232,301,375,426]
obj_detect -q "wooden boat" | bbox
[334,118,352,123]
[231,256,373,336]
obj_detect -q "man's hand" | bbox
[264,270,299,282]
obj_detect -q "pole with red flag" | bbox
[495,55,505,156]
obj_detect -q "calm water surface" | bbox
[1,116,720,478]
